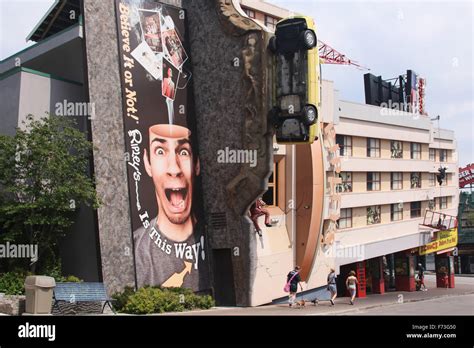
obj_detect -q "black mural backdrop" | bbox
[115,0,210,292]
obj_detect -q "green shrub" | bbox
[43,262,82,283]
[0,271,29,295]
[123,287,162,314]
[61,275,82,283]
[112,286,135,312]
[0,269,81,296]
[116,286,215,314]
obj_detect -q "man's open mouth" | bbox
[165,187,188,209]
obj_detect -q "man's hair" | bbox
[349,270,356,276]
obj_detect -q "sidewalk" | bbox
[165,275,474,316]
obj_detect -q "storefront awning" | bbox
[436,247,456,255]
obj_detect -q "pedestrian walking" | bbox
[327,268,337,305]
[346,270,358,305]
[285,266,302,307]
[417,263,427,291]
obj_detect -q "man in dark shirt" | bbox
[287,266,302,307]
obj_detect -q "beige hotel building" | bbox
[239,0,459,304]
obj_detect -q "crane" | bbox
[318,40,370,71]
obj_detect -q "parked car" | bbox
[269,16,321,144]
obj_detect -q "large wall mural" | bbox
[115,0,210,292]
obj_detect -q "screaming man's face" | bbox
[145,125,199,225]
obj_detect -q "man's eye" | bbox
[155,148,165,155]
[179,149,190,156]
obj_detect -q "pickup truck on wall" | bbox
[269,16,321,145]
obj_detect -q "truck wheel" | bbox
[302,105,317,125]
[301,30,317,49]
[269,36,278,53]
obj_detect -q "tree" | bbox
[0,115,99,273]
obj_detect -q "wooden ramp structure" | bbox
[421,210,458,232]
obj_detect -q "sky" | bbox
[0,0,472,166]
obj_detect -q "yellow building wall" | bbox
[421,144,429,160]
[381,204,391,224]
[381,139,390,158]
[421,172,430,188]
[403,172,410,190]
[403,202,411,220]
[352,172,366,192]
[403,142,411,159]
[352,206,367,228]
[421,201,429,214]
[381,172,391,191]
[352,136,366,157]
[447,150,453,162]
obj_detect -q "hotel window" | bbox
[262,162,278,207]
[410,172,421,189]
[429,148,436,161]
[410,142,421,159]
[367,172,380,191]
[367,138,380,158]
[367,205,381,225]
[429,173,436,187]
[391,172,403,190]
[338,208,352,229]
[439,196,448,209]
[391,140,403,158]
[336,135,352,157]
[265,15,278,31]
[410,201,421,218]
[337,172,352,193]
[439,149,447,162]
[244,8,256,18]
[391,203,403,221]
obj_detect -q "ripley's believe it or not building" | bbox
[0,0,459,306]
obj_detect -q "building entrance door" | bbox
[212,249,236,306]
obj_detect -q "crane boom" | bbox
[318,40,370,71]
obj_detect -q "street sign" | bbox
[419,228,458,256]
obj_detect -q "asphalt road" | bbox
[348,294,474,315]
[164,274,474,316]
